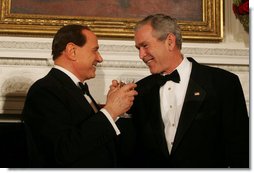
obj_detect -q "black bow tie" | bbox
[78,82,91,96]
[157,70,180,86]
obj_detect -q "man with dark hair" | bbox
[117,14,249,168]
[22,24,137,168]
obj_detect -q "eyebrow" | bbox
[135,41,146,49]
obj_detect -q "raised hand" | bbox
[104,81,138,120]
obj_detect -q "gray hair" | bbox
[135,14,182,50]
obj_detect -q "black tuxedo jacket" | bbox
[22,68,118,168]
[127,57,249,168]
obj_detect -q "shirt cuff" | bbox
[100,108,121,135]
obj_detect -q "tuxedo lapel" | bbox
[50,68,95,114]
[67,87,95,114]
[87,92,101,111]
[171,76,206,154]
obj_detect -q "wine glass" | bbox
[118,77,135,87]
[118,77,135,118]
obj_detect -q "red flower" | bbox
[233,1,249,15]
[232,0,249,32]
[239,1,249,14]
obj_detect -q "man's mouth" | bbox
[144,57,154,65]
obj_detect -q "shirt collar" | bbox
[176,56,191,81]
[54,65,81,86]
[161,56,191,83]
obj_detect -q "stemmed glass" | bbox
[118,77,135,87]
[118,77,135,118]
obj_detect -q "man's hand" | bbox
[104,80,138,120]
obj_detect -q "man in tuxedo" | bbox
[22,24,138,167]
[122,14,249,168]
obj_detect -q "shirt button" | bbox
[170,105,172,108]
[168,87,171,90]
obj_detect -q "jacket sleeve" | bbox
[221,75,249,168]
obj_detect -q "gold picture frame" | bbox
[0,0,223,41]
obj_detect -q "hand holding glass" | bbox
[118,77,135,118]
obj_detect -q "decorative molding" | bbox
[0,57,53,66]
[182,47,249,57]
[0,39,249,67]
[1,76,33,97]
[0,41,51,50]
[0,57,249,71]
[0,40,249,57]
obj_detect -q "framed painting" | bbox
[0,0,223,41]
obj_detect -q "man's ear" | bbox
[65,43,76,61]
[166,33,176,51]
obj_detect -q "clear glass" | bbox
[118,77,135,118]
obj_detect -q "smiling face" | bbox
[134,24,173,74]
[73,29,103,81]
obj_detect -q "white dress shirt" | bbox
[54,65,120,135]
[159,57,192,154]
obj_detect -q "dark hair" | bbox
[135,14,182,50]
[51,24,90,60]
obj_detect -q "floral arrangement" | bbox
[232,0,249,32]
